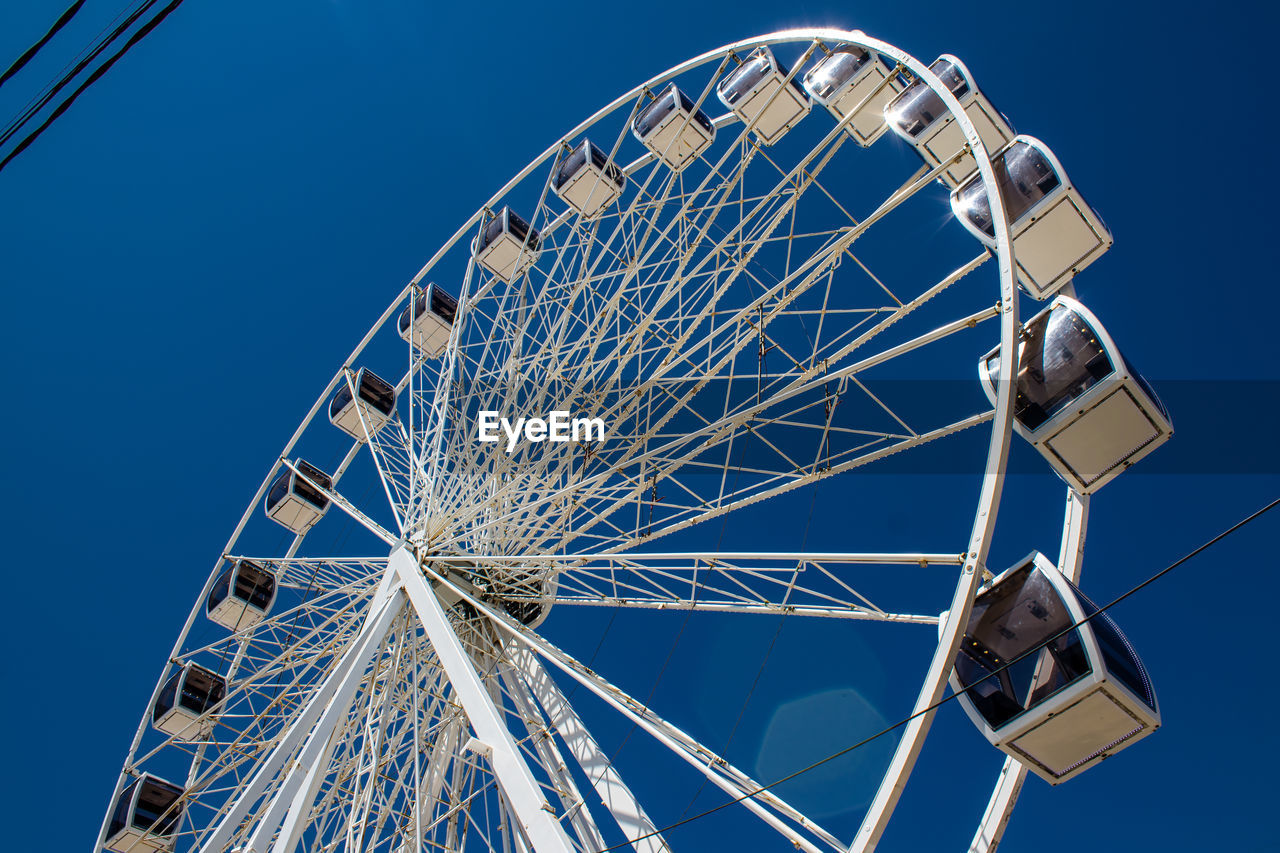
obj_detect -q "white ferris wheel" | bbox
[97,27,1173,853]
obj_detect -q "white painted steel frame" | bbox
[514,647,672,853]
[392,548,576,853]
[196,569,403,853]
[97,26,1053,853]
[415,559,846,853]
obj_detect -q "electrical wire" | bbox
[6,0,141,133]
[0,0,158,146]
[0,0,88,89]
[594,494,1280,851]
[0,0,187,174]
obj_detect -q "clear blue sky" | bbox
[1,1,1276,850]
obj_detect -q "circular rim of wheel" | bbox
[97,27,1028,853]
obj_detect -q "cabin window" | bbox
[431,288,458,324]
[954,564,1091,728]
[986,305,1114,431]
[890,57,969,137]
[957,141,1061,237]
[1072,585,1156,709]
[807,47,871,100]
[720,55,773,104]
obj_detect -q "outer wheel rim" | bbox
[98,29,1024,853]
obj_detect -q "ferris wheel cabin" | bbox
[105,774,184,852]
[473,207,541,283]
[950,552,1159,784]
[802,42,905,147]
[398,283,458,357]
[330,367,397,440]
[980,296,1172,494]
[264,460,332,535]
[951,136,1113,300]
[553,139,626,219]
[885,55,1014,187]
[152,661,227,740]
[716,46,811,146]
[206,559,277,630]
[631,83,716,171]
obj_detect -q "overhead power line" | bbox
[0,0,187,175]
[0,0,88,89]
[598,494,1280,851]
[0,0,159,147]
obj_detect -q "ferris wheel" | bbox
[97,27,1173,853]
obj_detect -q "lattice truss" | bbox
[102,31,1014,853]
[401,69,996,561]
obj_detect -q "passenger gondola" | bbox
[152,662,227,739]
[631,83,716,172]
[553,139,626,219]
[884,55,1014,187]
[105,774,184,852]
[980,296,1172,494]
[398,282,457,357]
[950,135,1113,300]
[206,558,277,630]
[264,459,331,534]
[802,42,905,147]
[472,207,541,283]
[950,552,1159,784]
[330,367,397,440]
[716,46,810,146]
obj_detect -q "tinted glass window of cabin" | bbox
[986,306,1114,431]
[889,58,968,137]
[720,54,773,104]
[1072,585,1156,710]
[955,565,1091,728]
[807,47,870,100]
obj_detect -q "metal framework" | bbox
[94,27,1128,853]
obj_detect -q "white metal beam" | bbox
[392,547,576,853]
[514,647,671,853]
[268,727,340,853]
[284,457,400,548]
[418,559,839,853]
[248,595,403,852]
[498,659,607,852]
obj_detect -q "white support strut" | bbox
[391,546,576,853]
[513,646,672,853]
[416,559,839,853]
[498,659,608,852]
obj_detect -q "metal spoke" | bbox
[96,28,1058,853]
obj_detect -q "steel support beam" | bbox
[848,29,1022,852]
[392,547,575,853]
[513,647,671,853]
